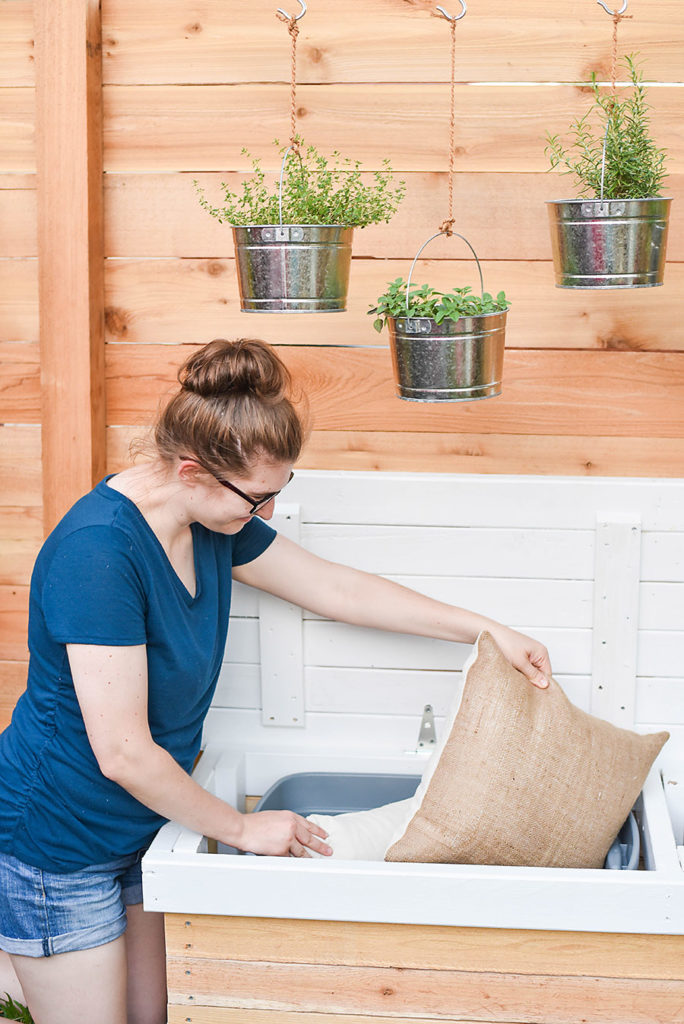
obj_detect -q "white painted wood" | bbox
[258,505,305,728]
[302,524,595,580]
[144,473,684,935]
[143,757,684,934]
[591,516,641,727]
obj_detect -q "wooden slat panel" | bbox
[0,175,36,257]
[0,426,41,506]
[0,662,27,732]
[104,171,684,262]
[0,507,42,586]
[107,424,684,478]
[102,0,684,85]
[36,1,107,533]
[0,341,40,422]
[166,956,684,1021]
[166,915,684,979]
[1,1,34,87]
[103,257,684,352]
[106,345,684,439]
[0,261,38,342]
[0,586,28,662]
[0,87,34,172]
[103,84,684,173]
[167,1010,516,1024]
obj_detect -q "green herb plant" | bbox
[369,278,509,333]
[545,55,667,200]
[194,138,405,228]
[0,994,34,1023]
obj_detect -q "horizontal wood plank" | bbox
[102,84,684,173]
[0,175,36,256]
[0,87,35,173]
[0,661,27,732]
[105,345,684,439]
[0,426,42,506]
[167,956,684,1021]
[103,257,684,352]
[0,586,28,662]
[165,915,684,980]
[102,0,684,85]
[0,341,40,422]
[0,261,39,342]
[104,171,684,262]
[167,1010,518,1024]
[106,424,684,478]
[0,506,42,586]
[1,1,34,88]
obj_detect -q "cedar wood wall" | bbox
[1,0,684,723]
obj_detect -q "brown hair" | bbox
[151,339,306,476]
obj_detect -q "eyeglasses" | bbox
[216,470,294,514]
[180,458,294,515]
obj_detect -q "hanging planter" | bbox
[369,232,509,403]
[545,2,671,289]
[194,1,404,313]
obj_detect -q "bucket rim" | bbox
[546,196,673,206]
[388,308,509,326]
[232,222,355,230]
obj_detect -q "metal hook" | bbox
[596,0,627,15]
[276,0,307,21]
[436,2,467,22]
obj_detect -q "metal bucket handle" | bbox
[405,230,485,318]
[277,145,304,226]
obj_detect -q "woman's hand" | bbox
[486,625,551,689]
[235,810,332,858]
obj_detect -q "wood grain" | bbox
[167,1010,518,1024]
[0,426,42,507]
[100,0,684,85]
[102,84,684,173]
[104,171,684,261]
[166,956,684,1021]
[105,344,684,439]
[165,915,684,979]
[0,87,34,172]
[0,175,36,257]
[0,662,27,732]
[0,586,28,662]
[0,341,40,422]
[0,507,42,586]
[102,257,684,352]
[0,262,38,341]
[1,1,34,88]
[35,0,107,533]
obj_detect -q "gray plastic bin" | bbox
[253,771,639,869]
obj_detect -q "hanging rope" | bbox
[609,10,631,94]
[439,16,458,237]
[276,6,303,153]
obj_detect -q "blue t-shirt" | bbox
[0,476,276,872]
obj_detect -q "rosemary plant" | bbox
[194,139,405,228]
[369,278,509,333]
[545,55,668,200]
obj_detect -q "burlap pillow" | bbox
[385,631,669,868]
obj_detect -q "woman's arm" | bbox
[67,643,330,857]
[233,534,551,687]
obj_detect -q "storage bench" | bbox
[143,471,684,1024]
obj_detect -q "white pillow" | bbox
[306,798,413,860]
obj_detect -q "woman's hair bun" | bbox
[178,338,289,401]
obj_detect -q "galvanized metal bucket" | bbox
[387,229,506,402]
[388,310,506,402]
[232,224,354,313]
[547,198,672,289]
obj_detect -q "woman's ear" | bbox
[177,458,206,486]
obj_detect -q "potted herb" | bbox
[194,139,405,313]
[545,55,671,288]
[369,272,509,403]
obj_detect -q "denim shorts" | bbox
[0,848,145,958]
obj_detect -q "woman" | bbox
[0,338,550,1024]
